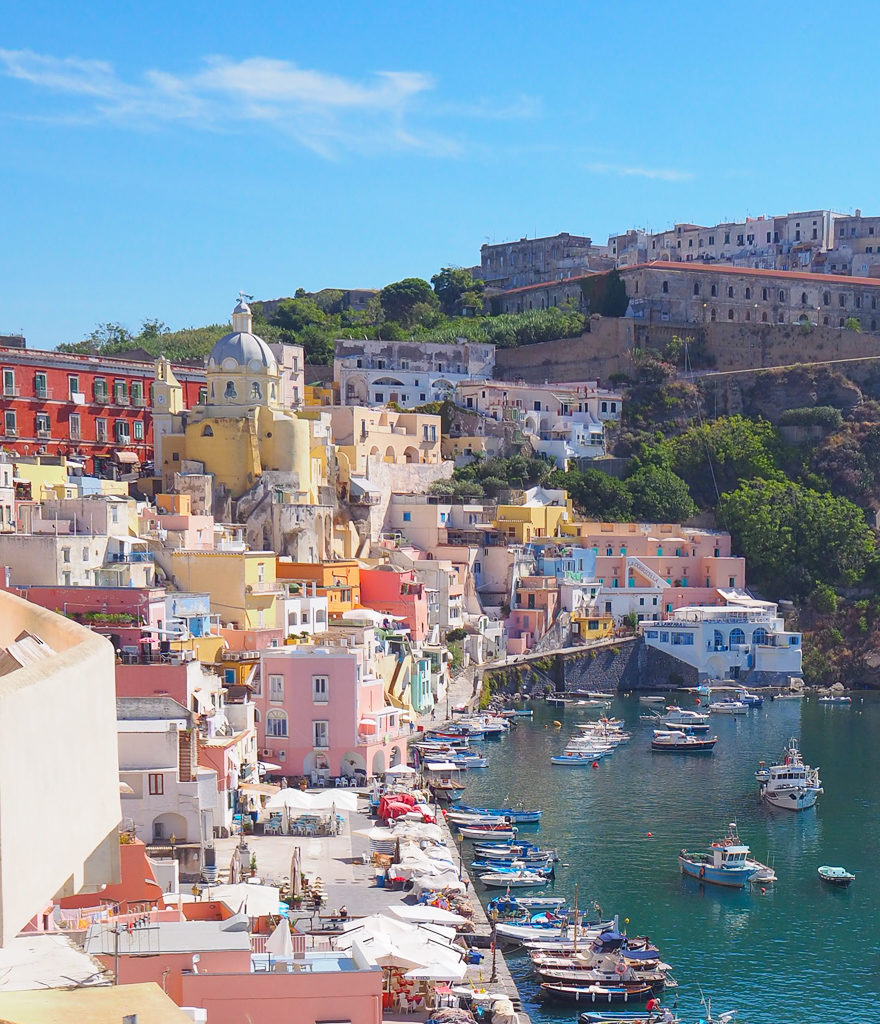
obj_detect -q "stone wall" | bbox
[560,641,642,691]
[492,317,880,386]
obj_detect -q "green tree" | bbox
[844,317,862,333]
[431,267,484,316]
[550,468,633,520]
[379,278,438,326]
[579,268,629,317]
[636,415,786,508]
[626,466,696,522]
[717,478,875,597]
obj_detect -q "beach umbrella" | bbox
[290,846,302,897]
[390,905,467,926]
[384,763,416,776]
[265,918,294,958]
[229,854,240,884]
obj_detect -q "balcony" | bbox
[108,551,154,563]
[34,387,52,401]
[131,394,147,407]
[2,385,20,397]
[246,581,284,595]
[36,428,51,439]
[94,393,111,404]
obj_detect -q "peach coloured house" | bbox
[84,916,382,1024]
[257,645,407,782]
[507,575,560,653]
[360,566,429,642]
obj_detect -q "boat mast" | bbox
[572,883,578,954]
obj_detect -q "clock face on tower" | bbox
[156,394,166,404]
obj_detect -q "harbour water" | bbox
[459,695,880,1023]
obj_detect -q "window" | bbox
[148,773,164,796]
[778,290,785,302]
[96,418,107,442]
[762,288,769,301]
[710,284,717,297]
[313,720,329,748]
[93,378,107,401]
[35,412,50,435]
[133,420,144,440]
[728,310,734,320]
[708,235,714,245]
[312,675,329,703]
[269,674,284,701]
[224,380,237,399]
[4,410,16,435]
[661,281,668,293]
[114,380,127,403]
[374,392,383,403]
[693,282,700,296]
[839,294,846,307]
[62,547,71,563]
[68,375,79,400]
[131,382,143,405]
[744,287,751,299]
[402,512,411,522]
[115,420,130,442]
[727,286,734,298]
[34,372,48,398]
[266,710,288,738]
[2,369,15,397]
[198,386,208,404]
[69,413,81,440]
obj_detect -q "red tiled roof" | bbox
[497,274,597,296]
[622,260,880,287]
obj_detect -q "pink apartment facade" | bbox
[360,566,429,641]
[256,645,407,782]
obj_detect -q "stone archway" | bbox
[389,745,402,767]
[341,751,366,779]
[152,811,188,843]
[371,750,386,777]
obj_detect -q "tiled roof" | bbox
[623,260,880,286]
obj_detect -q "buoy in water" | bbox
[591,761,599,769]
[760,887,767,895]
[646,832,653,838]
[552,720,562,728]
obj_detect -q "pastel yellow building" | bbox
[303,380,340,408]
[570,610,615,641]
[329,406,442,483]
[170,548,281,630]
[153,300,313,500]
[493,486,573,544]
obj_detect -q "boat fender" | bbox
[615,961,627,976]
[699,865,706,879]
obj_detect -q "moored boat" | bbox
[488,894,567,915]
[651,729,717,753]
[480,865,552,888]
[456,804,542,823]
[817,694,852,705]
[540,981,654,1003]
[661,706,711,732]
[678,822,759,888]
[552,750,608,765]
[818,865,855,887]
[458,822,517,840]
[707,699,748,714]
[756,736,822,810]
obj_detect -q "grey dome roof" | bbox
[208,330,277,371]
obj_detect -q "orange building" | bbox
[275,559,361,617]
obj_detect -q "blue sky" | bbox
[2,0,879,348]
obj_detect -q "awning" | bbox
[350,475,382,496]
[239,782,280,796]
[113,451,140,464]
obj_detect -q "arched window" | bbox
[801,291,808,304]
[693,282,700,296]
[728,309,734,320]
[729,628,745,646]
[266,710,288,738]
[727,286,734,298]
[762,312,768,323]
[752,627,768,645]
[662,281,669,293]
[251,381,262,400]
[778,290,785,302]
[710,308,717,321]
[823,292,830,305]
[224,380,237,399]
[201,425,213,437]
[711,284,718,297]
[744,287,751,299]
[714,630,724,650]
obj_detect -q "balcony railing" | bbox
[246,581,284,594]
[131,394,147,407]
[34,387,52,400]
[94,392,111,404]
[2,385,20,397]
[109,550,154,563]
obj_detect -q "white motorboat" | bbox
[638,695,668,704]
[756,737,822,810]
[708,699,748,714]
[480,865,550,888]
[661,706,711,732]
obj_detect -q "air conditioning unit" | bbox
[261,748,272,757]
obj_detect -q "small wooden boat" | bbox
[488,894,567,915]
[458,823,517,840]
[707,699,748,714]
[456,804,542,823]
[651,729,717,753]
[552,751,608,765]
[541,982,653,1003]
[480,865,552,888]
[638,695,667,704]
[818,865,855,887]
[500,708,534,718]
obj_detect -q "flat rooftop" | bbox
[0,981,193,1024]
[0,933,110,991]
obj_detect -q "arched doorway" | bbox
[404,446,419,464]
[340,751,366,780]
[152,811,188,843]
[389,745,402,767]
[371,750,386,777]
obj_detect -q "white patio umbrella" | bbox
[290,845,302,898]
[267,788,359,812]
[390,905,467,926]
[265,917,294,958]
[384,763,417,776]
[228,854,240,884]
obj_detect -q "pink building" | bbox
[139,492,216,550]
[256,645,407,782]
[360,566,429,642]
[84,917,383,1024]
[12,583,167,653]
[507,575,560,652]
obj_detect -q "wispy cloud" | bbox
[587,161,694,183]
[0,48,533,158]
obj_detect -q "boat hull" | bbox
[541,983,653,1004]
[651,738,717,753]
[679,856,755,888]
[761,786,821,810]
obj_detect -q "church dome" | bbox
[207,296,278,373]
[208,331,277,372]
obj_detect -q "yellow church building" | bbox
[153,298,313,500]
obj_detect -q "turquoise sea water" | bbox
[458,696,880,1023]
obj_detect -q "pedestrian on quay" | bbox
[646,995,660,1022]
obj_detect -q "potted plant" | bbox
[250,853,258,877]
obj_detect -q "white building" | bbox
[640,594,802,683]
[0,588,121,945]
[277,585,330,637]
[117,697,219,879]
[335,339,495,409]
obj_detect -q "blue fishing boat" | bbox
[473,841,558,861]
[456,804,542,823]
[678,823,759,888]
[487,894,567,915]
